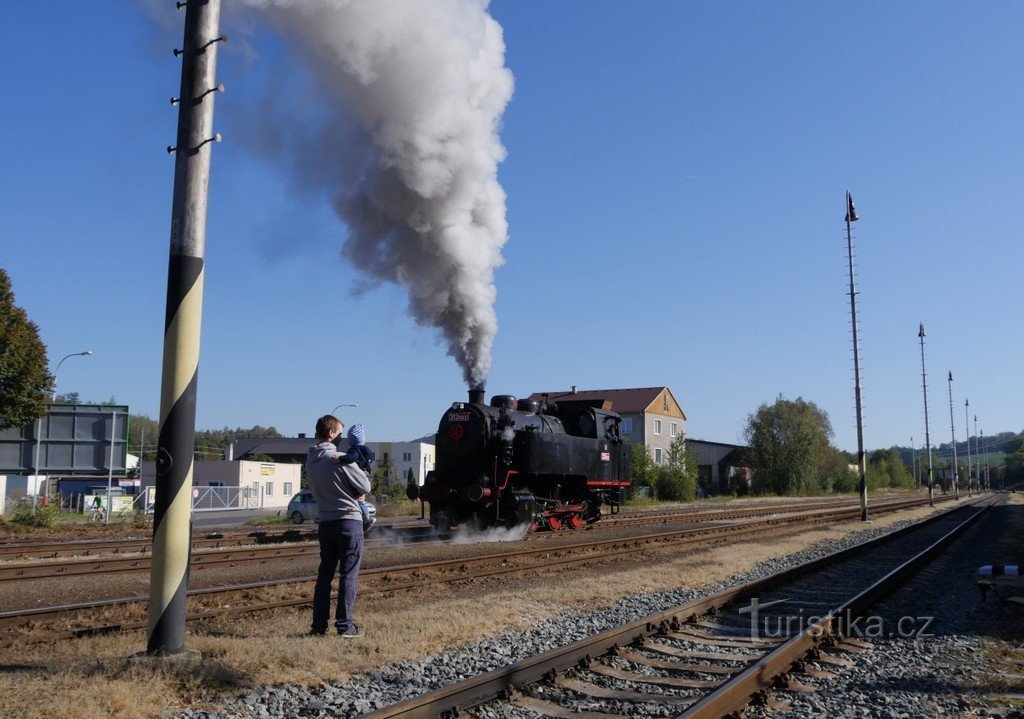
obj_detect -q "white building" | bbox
[140,459,301,510]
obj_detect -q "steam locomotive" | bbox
[407,388,631,535]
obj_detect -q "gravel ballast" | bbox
[168,502,1009,719]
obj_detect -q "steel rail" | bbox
[675,496,993,718]
[0,495,935,586]
[0,495,943,581]
[0,494,961,645]
[350,494,992,719]
[0,494,911,561]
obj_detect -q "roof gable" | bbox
[528,386,686,419]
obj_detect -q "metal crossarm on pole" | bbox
[147,0,223,656]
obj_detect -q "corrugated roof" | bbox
[527,387,671,414]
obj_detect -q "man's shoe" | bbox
[308,629,327,636]
[337,625,364,638]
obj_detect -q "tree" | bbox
[866,448,914,489]
[743,395,835,495]
[660,433,698,501]
[0,268,51,430]
[630,443,655,496]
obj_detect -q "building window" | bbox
[403,452,411,461]
[654,448,663,464]
[670,422,678,437]
[265,483,273,497]
[653,419,662,435]
[621,418,633,435]
[251,481,259,496]
[284,482,292,496]
[663,394,669,411]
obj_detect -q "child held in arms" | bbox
[336,423,376,532]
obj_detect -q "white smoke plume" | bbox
[241,0,514,386]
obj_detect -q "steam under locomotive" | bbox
[407,388,631,534]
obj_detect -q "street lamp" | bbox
[52,350,93,401]
[35,350,92,511]
[331,403,358,415]
[947,371,959,500]
[845,191,868,522]
[964,398,972,497]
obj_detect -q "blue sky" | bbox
[2,2,1021,453]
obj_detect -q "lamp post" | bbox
[964,399,972,497]
[52,350,93,401]
[911,436,917,491]
[844,191,868,521]
[947,372,959,500]
[974,415,980,490]
[34,350,92,511]
[918,324,934,507]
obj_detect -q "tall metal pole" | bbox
[148,0,223,656]
[964,399,972,496]
[911,436,917,490]
[947,372,959,500]
[982,430,990,489]
[844,191,868,521]
[918,324,934,507]
[974,416,980,490]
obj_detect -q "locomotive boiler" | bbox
[408,388,631,535]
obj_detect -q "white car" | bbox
[287,490,376,528]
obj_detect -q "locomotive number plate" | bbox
[447,412,470,422]
[600,452,610,461]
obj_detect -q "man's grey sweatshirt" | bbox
[306,442,373,522]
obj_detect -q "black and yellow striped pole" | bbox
[148,0,224,656]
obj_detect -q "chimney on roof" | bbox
[571,385,578,394]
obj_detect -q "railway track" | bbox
[0,495,902,562]
[354,494,995,719]
[0,495,935,582]
[0,493,958,646]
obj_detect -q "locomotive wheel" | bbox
[528,519,539,533]
[546,515,562,531]
[567,513,584,530]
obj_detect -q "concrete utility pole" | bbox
[148,0,224,657]
[844,191,868,521]
[947,372,959,500]
[918,324,934,507]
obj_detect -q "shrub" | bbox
[8,502,60,528]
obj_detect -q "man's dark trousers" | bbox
[312,518,363,634]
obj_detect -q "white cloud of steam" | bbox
[240,0,514,387]
[450,523,529,544]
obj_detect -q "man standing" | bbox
[306,414,372,636]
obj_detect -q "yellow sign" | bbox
[259,463,275,476]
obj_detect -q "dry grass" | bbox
[0,496,972,719]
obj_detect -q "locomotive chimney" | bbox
[468,385,486,405]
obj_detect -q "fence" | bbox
[51,486,262,515]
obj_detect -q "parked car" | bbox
[287,490,376,527]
